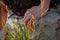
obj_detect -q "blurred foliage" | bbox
[0,11,30,40]
[5,19,30,40]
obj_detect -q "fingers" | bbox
[22,9,35,27]
[26,20,31,29]
[23,13,31,25]
[27,18,35,32]
[22,9,30,21]
[23,9,32,25]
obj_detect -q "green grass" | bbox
[5,19,30,40]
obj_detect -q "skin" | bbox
[23,0,51,29]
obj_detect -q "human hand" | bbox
[22,6,47,30]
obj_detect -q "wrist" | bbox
[39,0,50,10]
[38,5,49,13]
[37,5,49,17]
